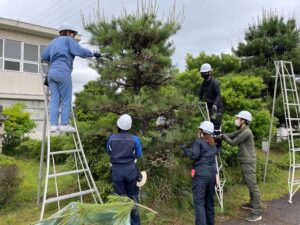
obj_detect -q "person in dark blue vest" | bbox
[181,121,218,225]
[106,114,142,225]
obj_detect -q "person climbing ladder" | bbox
[42,23,101,133]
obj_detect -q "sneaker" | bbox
[50,125,59,132]
[245,213,262,222]
[241,203,253,210]
[60,125,76,133]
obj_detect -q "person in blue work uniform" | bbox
[181,121,218,225]
[42,23,100,133]
[106,114,143,225]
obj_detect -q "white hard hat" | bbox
[59,23,78,34]
[199,121,214,134]
[137,171,147,187]
[117,114,132,130]
[236,111,252,122]
[200,63,212,73]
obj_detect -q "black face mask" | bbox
[201,73,210,80]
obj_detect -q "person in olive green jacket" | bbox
[223,111,262,222]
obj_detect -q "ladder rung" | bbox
[50,149,81,155]
[290,133,300,136]
[284,103,299,106]
[45,189,96,204]
[289,118,300,121]
[286,89,297,92]
[291,164,300,168]
[49,169,88,178]
[292,148,300,152]
[290,180,300,185]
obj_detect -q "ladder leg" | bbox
[71,109,103,204]
[51,155,60,209]
[72,137,83,203]
[37,111,47,206]
[73,132,97,202]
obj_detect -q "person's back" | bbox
[41,23,100,133]
[107,132,142,165]
[191,138,217,175]
[106,114,142,225]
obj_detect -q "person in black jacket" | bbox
[106,114,143,225]
[181,121,218,225]
[198,63,223,130]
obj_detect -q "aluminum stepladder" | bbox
[198,101,226,210]
[263,61,300,203]
[37,62,103,220]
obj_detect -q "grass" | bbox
[0,158,76,225]
[0,147,296,225]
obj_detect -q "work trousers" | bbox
[48,74,72,126]
[241,163,262,215]
[112,164,140,225]
[192,172,216,225]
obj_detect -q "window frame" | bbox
[0,38,3,70]
[0,38,46,74]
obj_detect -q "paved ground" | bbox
[219,193,300,225]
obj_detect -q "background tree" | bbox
[233,9,300,94]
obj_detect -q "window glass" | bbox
[24,44,38,61]
[40,45,47,61]
[0,39,3,57]
[4,60,20,71]
[41,64,48,74]
[4,40,21,59]
[24,63,38,73]
[0,59,3,69]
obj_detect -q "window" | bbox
[24,63,38,73]
[40,45,46,60]
[0,39,47,74]
[24,44,38,62]
[39,45,48,74]
[0,39,3,57]
[0,39,3,69]
[4,39,21,59]
[4,60,20,71]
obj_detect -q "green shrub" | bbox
[0,155,21,206]
[3,104,36,154]
[15,136,74,163]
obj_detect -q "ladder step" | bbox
[289,118,300,121]
[284,103,299,106]
[45,189,96,204]
[286,89,297,92]
[290,180,300,185]
[292,148,300,152]
[49,169,88,178]
[291,164,300,168]
[50,149,81,155]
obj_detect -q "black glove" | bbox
[93,52,101,58]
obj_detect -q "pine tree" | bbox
[233,9,300,72]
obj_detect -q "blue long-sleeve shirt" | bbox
[42,36,93,76]
[106,132,142,164]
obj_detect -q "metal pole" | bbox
[37,111,46,206]
[263,64,279,183]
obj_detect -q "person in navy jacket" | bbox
[42,23,100,133]
[181,121,218,225]
[106,114,142,225]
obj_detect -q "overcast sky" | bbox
[1,0,299,95]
